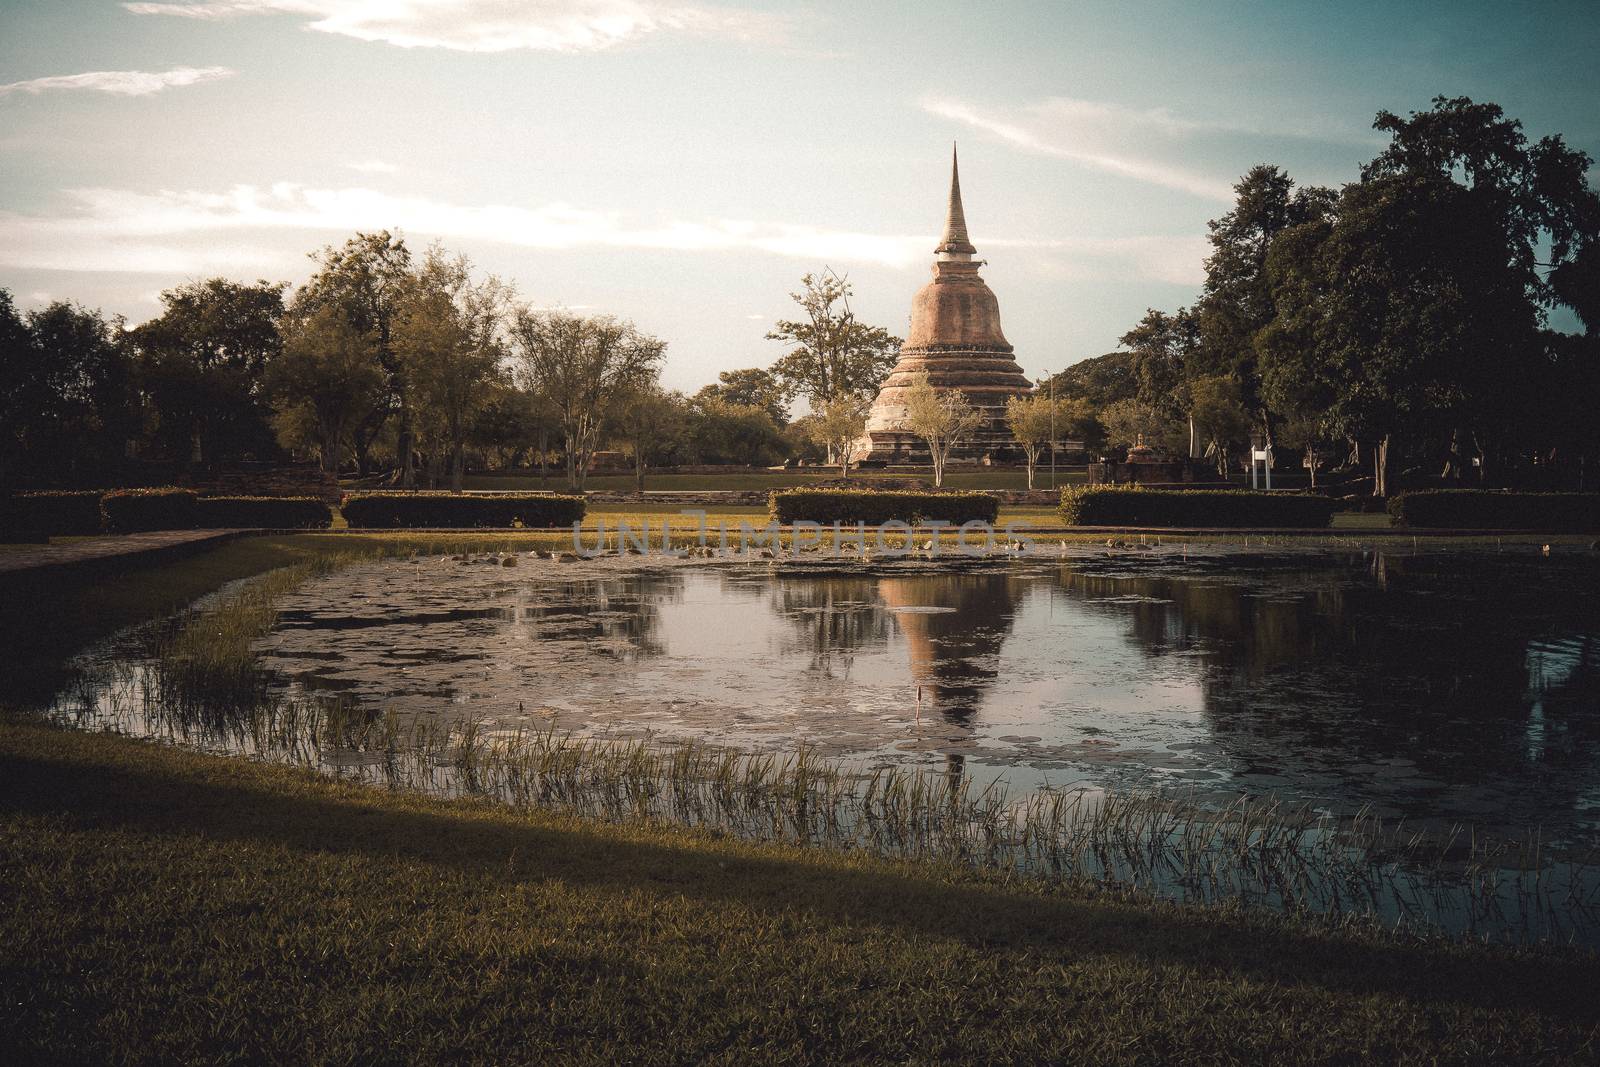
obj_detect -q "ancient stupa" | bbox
[857,146,1032,463]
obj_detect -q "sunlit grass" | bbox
[4,717,1597,1064]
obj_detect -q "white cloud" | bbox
[0,183,926,273]
[0,66,234,98]
[923,96,1236,202]
[121,0,784,53]
[345,159,399,174]
[0,182,1205,286]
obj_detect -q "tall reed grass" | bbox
[45,554,1600,947]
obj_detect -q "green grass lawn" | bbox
[3,717,1595,1065]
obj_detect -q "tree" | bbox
[129,278,286,465]
[7,301,138,486]
[297,231,414,482]
[1260,173,1535,495]
[1004,393,1065,489]
[1361,96,1600,481]
[468,376,542,471]
[266,306,384,473]
[395,248,511,491]
[611,384,688,491]
[1119,308,1200,454]
[0,291,44,488]
[806,394,870,477]
[1194,165,1336,433]
[767,272,900,406]
[1045,351,1138,409]
[696,367,788,423]
[1097,398,1174,453]
[1187,375,1253,477]
[510,309,665,489]
[683,396,789,466]
[902,373,982,488]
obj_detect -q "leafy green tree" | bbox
[806,394,870,476]
[129,278,286,465]
[767,272,901,406]
[1361,96,1600,479]
[1097,398,1177,454]
[468,377,542,471]
[510,309,665,489]
[1194,165,1336,431]
[1045,351,1137,409]
[395,248,511,491]
[683,395,789,466]
[0,291,45,488]
[266,307,384,473]
[696,367,788,423]
[1187,375,1253,476]
[902,372,982,488]
[1261,174,1535,495]
[610,384,689,490]
[1119,308,1200,452]
[297,231,414,482]
[1004,393,1068,489]
[10,301,139,485]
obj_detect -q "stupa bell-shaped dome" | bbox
[856,146,1032,463]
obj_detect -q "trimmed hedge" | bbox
[100,488,198,533]
[341,491,587,529]
[1059,485,1334,528]
[11,491,105,537]
[769,488,1001,526]
[196,496,332,529]
[1388,490,1600,531]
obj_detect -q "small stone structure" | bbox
[857,148,1033,464]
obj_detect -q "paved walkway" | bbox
[0,530,248,578]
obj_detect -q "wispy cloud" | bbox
[121,0,785,53]
[0,182,1205,286]
[345,159,399,174]
[924,96,1237,202]
[0,66,234,98]
[0,183,926,273]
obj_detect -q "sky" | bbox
[2,0,1597,395]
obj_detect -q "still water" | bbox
[237,547,1600,849]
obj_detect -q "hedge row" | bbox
[341,492,587,529]
[100,488,198,533]
[769,488,1001,526]
[1059,485,1335,528]
[1388,490,1600,531]
[8,491,104,538]
[196,496,332,529]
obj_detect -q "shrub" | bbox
[341,492,587,529]
[769,488,1001,526]
[196,496,332,529]
[1059,485,1334,528]
[1387,490,1600,531]
[12,491,104,536]
[100,488,198,533]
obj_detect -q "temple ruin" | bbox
[857,146,1033,463]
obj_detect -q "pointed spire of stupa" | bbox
[936,142,977,256]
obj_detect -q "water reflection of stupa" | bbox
[878,572,1025,726]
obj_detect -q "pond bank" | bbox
[2,717,1596,1065]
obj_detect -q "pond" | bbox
[47,545,1600,943]
[231,547,1600,844]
